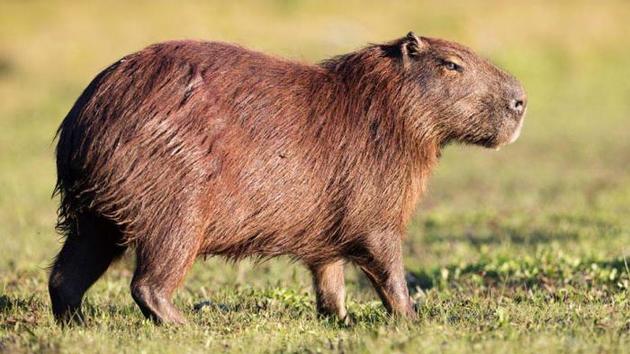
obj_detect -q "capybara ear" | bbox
[403,32,427,55]
[401,32,427,68]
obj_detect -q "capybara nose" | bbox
[509,95,527,115]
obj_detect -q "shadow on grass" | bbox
[0,294,33,314]
[405,255,629,293]
[417,212,624,247]
[420,229,579,247]
[0,295,42,329]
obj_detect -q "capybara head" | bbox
[390,32,527,148]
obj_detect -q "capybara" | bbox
[50,32,526,325]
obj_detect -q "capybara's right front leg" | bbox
[355,235,417,320]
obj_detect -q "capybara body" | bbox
[50,32,526,324]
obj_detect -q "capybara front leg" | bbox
[309,260,349,323]
[130,238,199,325]
[356,239,417,320]
[49,215,126,324]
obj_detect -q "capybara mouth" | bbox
[493,116,525,150]
[507,116,525,144]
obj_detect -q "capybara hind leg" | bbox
[309,260,349,323]
[130,239,199,325]
[355,238,417,320]
[49,216,126,324]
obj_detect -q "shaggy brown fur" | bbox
[49,32,526,324]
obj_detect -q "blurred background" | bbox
[0,1,628,351]
[2,0,628,269]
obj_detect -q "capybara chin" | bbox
[49,32,526,325]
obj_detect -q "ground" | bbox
[0,1,629,353]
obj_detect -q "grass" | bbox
[1,0,629,353]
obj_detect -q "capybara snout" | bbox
[50,32,525,324]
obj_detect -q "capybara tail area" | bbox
[53,59,124,238]
[53,49,212,245]
[48,213,127,324]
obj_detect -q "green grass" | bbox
[1,0,629,353]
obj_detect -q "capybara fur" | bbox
[50,32,527,324]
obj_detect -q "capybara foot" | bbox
[131,283,186,325]
[53,309,85,326]
[49,283,85,325]
[341,313,355,327]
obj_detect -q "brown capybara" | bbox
[49,32,526,325]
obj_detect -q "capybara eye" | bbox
[442,59,462,72]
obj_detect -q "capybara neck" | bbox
[320,46,441,224]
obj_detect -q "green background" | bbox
[1,1,628,353]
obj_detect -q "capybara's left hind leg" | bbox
[49,214,126,324]
[309,260,349,323]
[130,235,199,325]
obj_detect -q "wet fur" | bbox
[50,34,525,324]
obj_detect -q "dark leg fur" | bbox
[49,214,126,324]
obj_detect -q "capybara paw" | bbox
[340,313,356,327]
[53,309,85,327]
